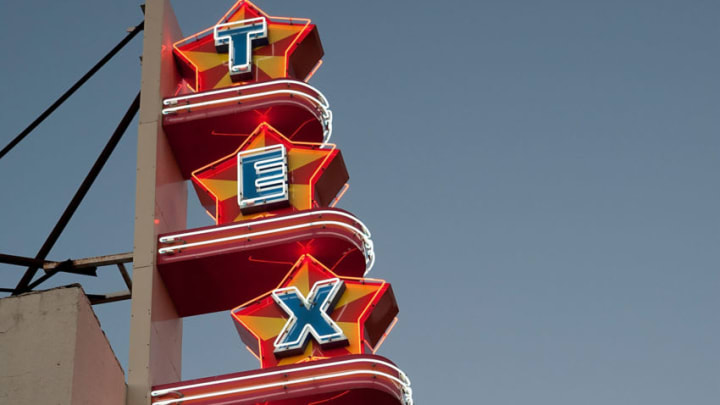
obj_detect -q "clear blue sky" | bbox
[1,0,719,403]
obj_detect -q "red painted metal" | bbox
[231,254,398,368]
[157,208,369,317]
[163,80,329,179]
[190,123,347,225]
[151,354,408,405]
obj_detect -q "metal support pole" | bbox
[0,254,50,268]
[117,263,133,291]
[12,93,141,295]
[0,21,144,161]
[87,290,132,305]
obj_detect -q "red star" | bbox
[231,254,398,369]
[191,123,347,224]
[173,0,323,92]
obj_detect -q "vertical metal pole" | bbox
[127,1,186,404]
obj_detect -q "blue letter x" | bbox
[272,278,348,357]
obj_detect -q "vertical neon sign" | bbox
[151,1,414,403]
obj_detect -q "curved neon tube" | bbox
[150,357,412,405]
[163,89,331,144]
[163,79,329,107]
[159,210,370,242]
[152,370,411,405]
[150,357,409,395]
[158,220,374,274]
[162,90,326,116]
[163,80,332,143]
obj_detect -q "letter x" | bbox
[272,278,348,357]
[213,17,268,76]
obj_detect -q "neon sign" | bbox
[153,1,413,403]
[172,0,322,92]
[272,278,348,357]
[232,255,398,368]
[213,17,268,78]
[192,122,347,224]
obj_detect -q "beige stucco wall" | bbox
[0,285,125,405]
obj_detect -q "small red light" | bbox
[255,109,270,124]
[154,219,160,225]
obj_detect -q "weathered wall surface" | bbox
[128,1,186,404]
[0,285,125,405]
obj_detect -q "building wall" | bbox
[0,285,125,405]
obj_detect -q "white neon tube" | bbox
[158,211,374,273]
[162,89,326,116]
[158,220,374,274]
[163,79,329,107]
[162,80,333,144]
[151,357,409,396]
[159,210,370,242]
[150,357,412,405]
[152,370,411,405]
